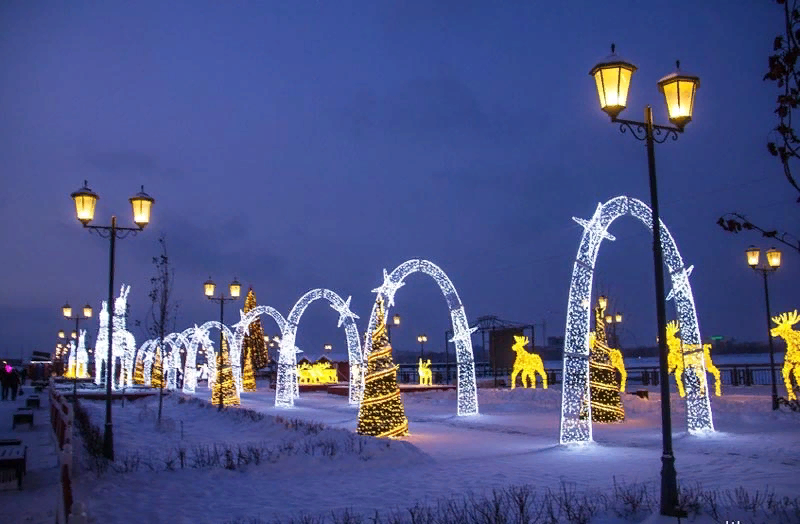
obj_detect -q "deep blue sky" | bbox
[1,1,797,361]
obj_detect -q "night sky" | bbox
[1,2,797,361]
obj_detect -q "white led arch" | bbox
[362,260,479,416]
[273,289,362,408]
[182,322,236,394]
[230,305,288,394]
[560,196,714,444]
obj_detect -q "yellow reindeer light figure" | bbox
[608,348,627,392]
[665,321,721,398]
[771,310,800,401]
[510,335,547,389]
[418,359,433,386]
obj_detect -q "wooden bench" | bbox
[0,444,26,489]
[25,396,40,409]
[12,408,34,429]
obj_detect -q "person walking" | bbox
[0,367,8,400]
[9,370,20,401]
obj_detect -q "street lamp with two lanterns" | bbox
[589,44,700,518]
[746,246,782,410]
[203,277,241,411]
[70,180,154,461]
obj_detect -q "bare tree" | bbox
[146,235,179,423]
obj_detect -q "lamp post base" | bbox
[103,422,114,460]
[660,453,686,517]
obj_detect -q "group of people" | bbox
[1,364,24,401]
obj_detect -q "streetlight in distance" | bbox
[417,334,428,358]
[386,313,401,343]
[63,301,93,397]
[591,44,699,518]
[70,180,154,461]
[605,311,623,348]
[204,277,241,411]
[746,246,782,410]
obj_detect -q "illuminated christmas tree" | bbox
[357,297,409,438]
[212,336,240,406]
[242,288,269,369]
[242,345,257,392]
[133,354,145,385]
[583,299,625,423]
[151,347,164,389]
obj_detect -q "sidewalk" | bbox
[0,385,61,523]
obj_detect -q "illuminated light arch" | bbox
[230,305,288,394]
[362,260,479,416]
[182,321,235,394]
[140,339,158,386]
[560,196,714,444]
[162,328,195,390]
[274,289,362,408]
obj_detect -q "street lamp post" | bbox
[387,314,401,343]
[70,181,154,461]
[417,334,427,358]
[605,311,624,349]
[62,302,93,399]
[746,246,782,410]
[591,44,699,518]
[204,277,241,411]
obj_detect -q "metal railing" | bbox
[395,362,782,387]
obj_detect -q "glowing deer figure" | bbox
[666,321,721,398]
[771,310,800,401]
[510,335,547,389]
[418,359,433,386]
[94,285,138,390]
[76,329,89,378]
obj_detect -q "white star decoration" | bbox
[666,265,694,302]
[330,295,360,328]
[572,203,616,242]
[371,269,405,308]
[449,326,478,343]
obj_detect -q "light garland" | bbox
[274,289,362,408]
[230,305,287,395]
[510,336,547,389]
[560,196,714,445]
[362,259,479,416]
[771,310,800,400]
[297,361,339,384]
[182,321,235,394]
[357,297,409,437]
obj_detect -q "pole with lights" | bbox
[387,313,401,343]
[70,180,154,461]
[417,334,427,358]
[746,246,782,410]
[590,44,699,518]
[203,277,241,411]
[62,302,93,399]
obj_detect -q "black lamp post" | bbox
[605,311,624,349]
[417,334,427,358]
[70,180,154,461]
[204,277,241,411]
[62,302,93,399]
[591,44,699,518]
[387,313,401,343]
[746,246,782,410]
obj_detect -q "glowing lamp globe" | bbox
[393,314,401,326]
[70,181,99,225]
[71,331,77,339]
[58,330,65,339]
[229,278,241,298]
[746,246,760,268]
[657,61,699,130]
[589,44,637,120]
[605,315,613,324]
[83,304,92,318]
[204,278,216,297]
[62,303,72,318]
[766,247,782,269]
[615,313,623,323]
[129,186,154,228]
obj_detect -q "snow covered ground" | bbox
[4,381,799,523]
